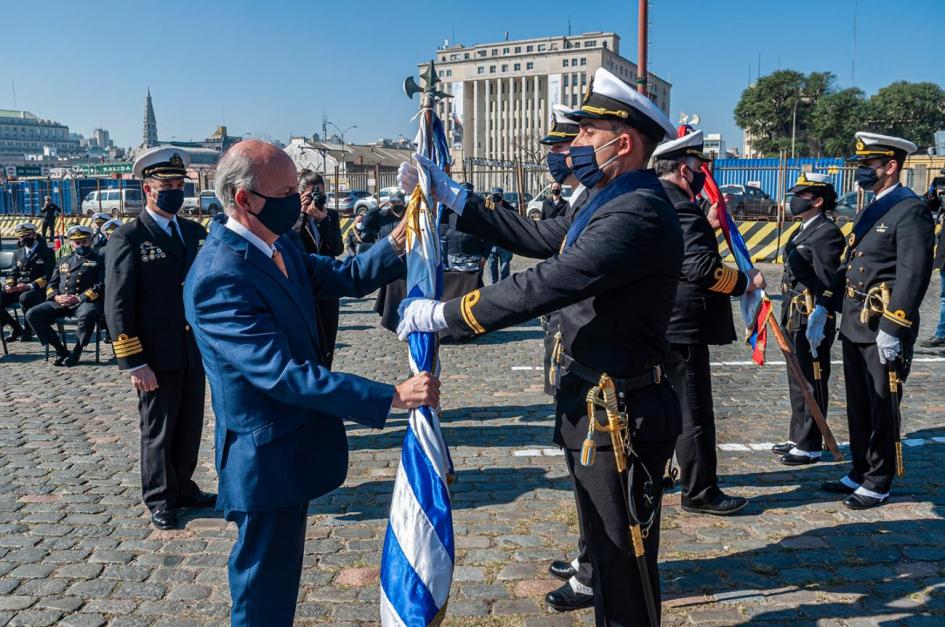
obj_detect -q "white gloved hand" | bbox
[397,161,418,196]
[806,305,828,354]
[876,329,901,365]
[412,153,468,214]
[397,297,447,341]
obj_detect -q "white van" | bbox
[526,184,574,220]
[82,188,144,216]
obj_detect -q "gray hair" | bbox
[215,150,258,216]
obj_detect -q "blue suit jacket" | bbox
[183,217,405,512]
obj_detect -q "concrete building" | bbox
[423,32,671,166]
[704,133,727,159]
[0,109,81,164]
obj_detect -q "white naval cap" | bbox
[652,129,708,161]
[566,67,676,141]
[540,104,580,145]
[133,146,191,180]
[847,131,917,162]
[788,171,836,194]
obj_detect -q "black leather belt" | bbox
[558,352,663,392]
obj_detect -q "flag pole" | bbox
[765,311,843,461]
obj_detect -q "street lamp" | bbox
[325,121,357,167]
[790,94,813,159]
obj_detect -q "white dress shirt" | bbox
[225,217,276,258]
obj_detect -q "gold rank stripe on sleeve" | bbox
[34,278,46,288]
[460,290,486,335]
[882,309,912,328]
[83,289,99,301]
[112,333,144,358]
[46,287,54,298]
[708,265,739,294]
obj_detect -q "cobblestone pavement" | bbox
[1,261,943,626]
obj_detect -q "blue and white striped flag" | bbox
[380,110,455,626]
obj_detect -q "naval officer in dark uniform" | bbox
[26,225,103,366]
[105,146,215,530]
[398,67,684,626]
[2,222,55,342]
[772,173,845,466]
[808,132,934,509]
[654,130,764,516]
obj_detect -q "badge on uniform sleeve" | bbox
[59,263,70,273]
[875,223,888,233]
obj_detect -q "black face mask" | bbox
[19,237,35,248]
[789,196,815,216]
[155,189,185,214]
[74,245,91,257]
[247,190,302,236]
[688,169,706,196]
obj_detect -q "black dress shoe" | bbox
[920,335,945,348]
[843,493,887,510]
[771,442,795,455]
[779,452,820,466]
[52,351,70,367]
[178,490,217,508]
[821,480,856,494]
[546,582,594,612]
[151,507,177,530]
[682,492,748,516]
[6,328,24,342]
[63,347,82,367]
[548,560,577,581]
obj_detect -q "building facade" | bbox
[0,109,81,164]
[424,32,672,166]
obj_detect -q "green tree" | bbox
[734,70,837,156]
[810,88,869,156]
[866,81,945,150]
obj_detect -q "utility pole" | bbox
[636,0,648,95]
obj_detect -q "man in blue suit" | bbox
[183,141,439,626]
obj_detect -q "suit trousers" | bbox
[138,368,206,511]
[564,444,593,588]
[2,288,45,333]
[786,328,834,452]
[842,339,912,494]
[26,300,101,348]
[226,503,309,626]
[566,436,675,627]
[665,343,720,506]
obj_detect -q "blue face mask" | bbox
[854,164,882,191]
[546,151,572,184]
[156,188,185,214]
[568,136,621,188]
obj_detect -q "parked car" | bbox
[376,186,404,206]
[832,190,875,222]
[181,194,199,215]
[199,190,223,215]
[719,184,777,218]
[500,191,533,213]
[81,188,144,216]
[526,184,574,220]
[328,190,375,216]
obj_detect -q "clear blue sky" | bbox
[3,0,943,151]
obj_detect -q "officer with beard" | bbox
[653,130,765,515]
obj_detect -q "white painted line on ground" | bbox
[510,437,943,457]
[515,357,945,371]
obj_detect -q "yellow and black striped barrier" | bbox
[1,216,935,264]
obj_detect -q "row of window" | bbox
[442,39,606,62]
[562,73,587,87]
[478,62,535,75]
[0,126,67,138]
[562,58,588,67]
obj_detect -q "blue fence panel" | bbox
[713,158,848,197]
